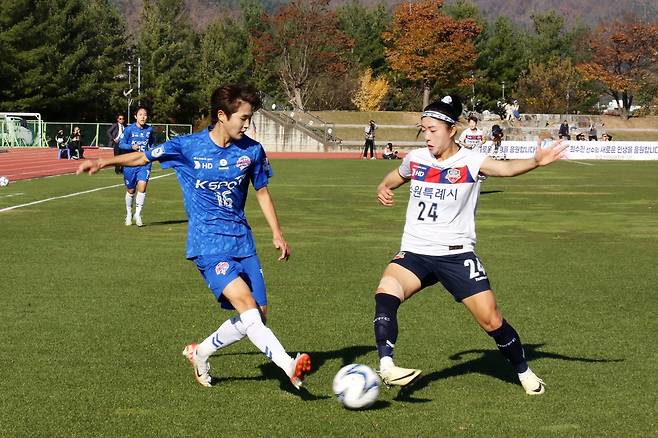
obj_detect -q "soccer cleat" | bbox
[520,371,545,395]
[378,365,422,387]
[134,214,143,227]
[289,353,312,390]
[124,214,132,226]
[182,343,212,388]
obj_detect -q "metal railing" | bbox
[0,120,192,148]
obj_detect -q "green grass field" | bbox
[1,160,657,437]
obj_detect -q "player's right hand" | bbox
[377,185,395,206]
[76,159,101,175]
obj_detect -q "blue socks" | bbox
[374,293,401,359]
[487,319,529,373]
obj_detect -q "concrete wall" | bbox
[253,112,327,152]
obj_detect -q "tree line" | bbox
[1,0,656,123]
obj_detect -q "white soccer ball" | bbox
[0,176,9,187]
[332,364,380,410]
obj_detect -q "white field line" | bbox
[0,173,173,213]
[567,160,595,166]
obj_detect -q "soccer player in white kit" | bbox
[457,114,484,150]
[373,95,568,395]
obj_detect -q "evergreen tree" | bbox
[137,0,200,123]
[475,16,528,109]
[197,15,254,116]
[0,0,128,121]
[336,1,390,74]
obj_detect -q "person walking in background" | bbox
[77,84,311,390]
[363,120,378,159]
[558,120,570,140]
[70,126,83,159]
[372,95,568,395]
[119,105,156,227]
[588,123,598,141]
[107,114,126,174]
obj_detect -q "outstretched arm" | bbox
[255,186,290,261]
[76,152,149,175]
[480,139,568,177]
[377,169,409,206]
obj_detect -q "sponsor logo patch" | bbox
[151,146,164,158]
[393,251,405,260]
[236,155,251,170]
[215,262,229,275]
[446,168,461,183]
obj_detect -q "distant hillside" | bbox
[454,0,658,28]
[112,0,658,31]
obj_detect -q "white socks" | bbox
[379,356,394,371]
[240,308,294,376]
[125,192,134,215]
[135,192,146,216]
[196,316,247,360]
[194,309,295,377]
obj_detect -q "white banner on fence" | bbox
[479,141,658,160]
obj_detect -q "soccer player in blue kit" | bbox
[77,85,312,389]
[119,105,156,227]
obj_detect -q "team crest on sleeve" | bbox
[215,261,229,275]
[151,146,164,158]
[446,168,462,183]
[236,155,251,170]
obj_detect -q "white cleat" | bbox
[182,343,212,388]
[124,214,132,226]
[289,353,312,390]
[134,214,143,227]
[520,371,546,395]
[378,365,422,387]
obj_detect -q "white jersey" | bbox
[458,128,485,149]
[398,147,487,256]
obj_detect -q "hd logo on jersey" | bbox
[194,161,213,169]
[215,261,229,276]
[236,155,251,170]
[446,168,462,183]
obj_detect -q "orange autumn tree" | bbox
[383,0,480,109]
[577,18,658,118]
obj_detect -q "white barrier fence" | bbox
[480,141,658,160]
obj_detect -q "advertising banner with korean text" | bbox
[479,141,658,160]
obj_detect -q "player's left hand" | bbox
[535,138,569,166]
[273,236,290,261]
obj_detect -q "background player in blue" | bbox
[119,105,156,227]
[77,84,312,389]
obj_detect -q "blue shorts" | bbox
[390,251,491,302]
[194,254,267,310]
[123,164,151,189]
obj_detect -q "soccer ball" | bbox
[332,364,380,410]
[0,176,9,187]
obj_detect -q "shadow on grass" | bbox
[148,219,188,226]
[210,344,376,399]
[394,343,622,402]
[481,190,504,195]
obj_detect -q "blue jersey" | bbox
[144,128,273,259]
[119,123,156,153]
